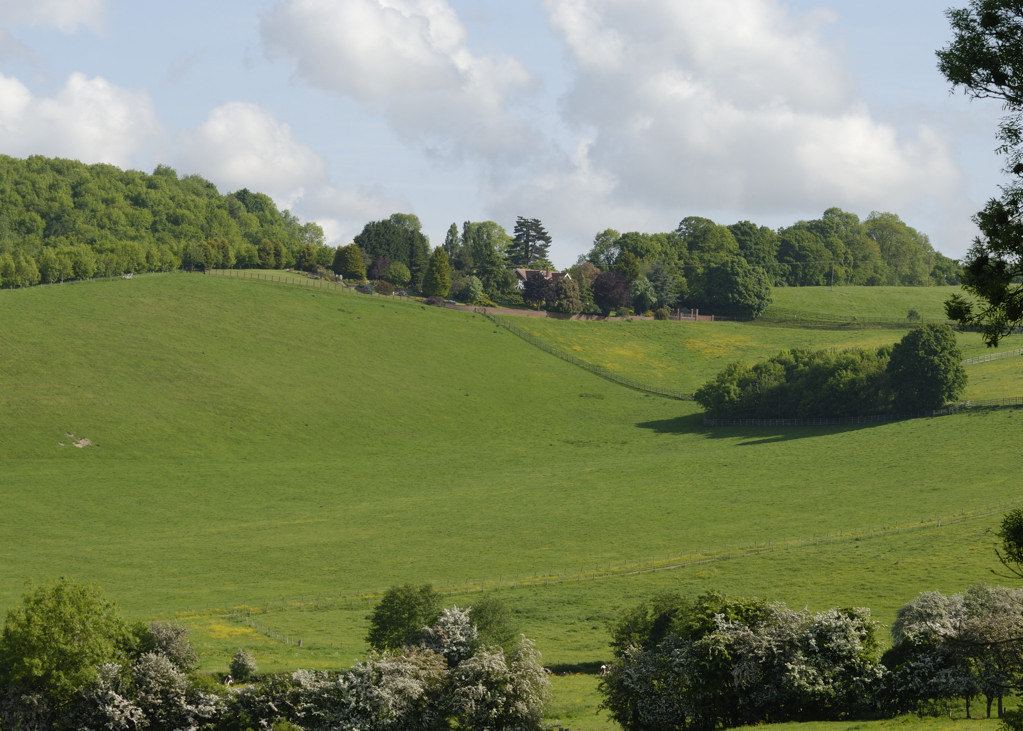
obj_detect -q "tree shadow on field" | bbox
[636,413,883,445]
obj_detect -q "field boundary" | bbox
[480,310,694,401]
[758,306,952,328]
[962,348,1023,364]
[187,500,1021,650]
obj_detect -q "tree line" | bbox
[694,324,969,419]
[0,155,331,288]
[0,580,548,730]
[338,207,960,321]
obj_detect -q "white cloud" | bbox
[179,102,327,210]
[0,72,162,168]
[261,0,541,161]
[500,0,965,263]
[309,185,414,245]
[0,0,107,33]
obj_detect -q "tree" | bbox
[591,270,629,315]
[587,228,621,269]
[693,258,773,319]
[614,250,641,283]
[630,275,656,313]
[552,277,584,315]
[886,324,967,412]
[462,220,512,295]
[600,592,885,730]
[938,2,1023,345]
[995,508,1023,578]
[522,270,555,310]
[0,578,132,721]
[331,243,367,281]
[367,584,443,652]
[448,639,549,731]
[508,216,552,268]
[421,247,452,298]
[382,261,411,287]
[230,648,259,682]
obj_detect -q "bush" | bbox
[366,584,442,651]
[356,282,374,295]
[426,296,444,307]
[654,307,671,320]
[374,280,395,295]
[230,649,258,683]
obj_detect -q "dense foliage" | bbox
[0,579,549,730]
[353,214,430,289]
[695,324,966,419]
[599,592,886,730]
[0,155,329,287]
[601,583,1023,729]
[568,207,960,320]
[939,1,1023,345]
[884,585,1023,719]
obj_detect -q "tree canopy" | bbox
[939,1,1023,345]
[0,155,327,286]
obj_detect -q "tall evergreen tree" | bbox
[421,247,452,298]
[508,217,552,268]
[443,223,461,267]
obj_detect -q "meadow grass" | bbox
[765,285,962,321]
[2,274,1021,730]
[499,308,1018,398]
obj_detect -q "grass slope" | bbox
[2,275,1021,729]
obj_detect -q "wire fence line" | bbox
[480,310,694,401]
[165,500,1021,636]
[962,348,1023,364]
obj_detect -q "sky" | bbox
[0,0,1008,267]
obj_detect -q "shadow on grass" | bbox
[546,661,606,676]
[635,412,885,444]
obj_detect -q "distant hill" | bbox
[0,155,332,287]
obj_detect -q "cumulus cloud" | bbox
[308,185,414,245]
[493,0,963,262]
[179,102,327,210]
[260,0,541,162]
[0,72,162,168]
[0,0,107,33]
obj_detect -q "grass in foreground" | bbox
[2,275,1021,729]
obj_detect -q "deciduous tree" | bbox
[939,1,1023,344]
[0,578,132,722]
[367,584,443,652]
[886,324,967,412]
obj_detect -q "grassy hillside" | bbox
[501,309,1021,399]
[765,285,962,321]
[2,275,1021,729]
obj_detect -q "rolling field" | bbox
[2,274,1021,729]
[765,285,962,321]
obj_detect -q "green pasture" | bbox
[766,285,962,321]
[500,311,1021,399]
[2,274,1022,730]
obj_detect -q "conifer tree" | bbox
[421,247,452,298]
[508,217,552,268]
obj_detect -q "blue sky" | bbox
[0,0,1006,267]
